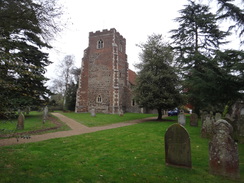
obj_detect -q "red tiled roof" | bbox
[128,69,137,85]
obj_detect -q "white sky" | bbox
[45,0,243,80]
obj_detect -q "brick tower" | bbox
[76,28,135,114]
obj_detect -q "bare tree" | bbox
[50,55,78,110]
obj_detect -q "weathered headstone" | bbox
[225,113,231,120]
[190,113,198,127]
[209,119,240,179]
[90,108,96,117]
[238,108,244,137]
[165,123,192,168]
[16,112,25,130]
[25,106,30,115]
[224,114,238,142]
[119,109,124,116]
[215,113,222,121]
[229,101,244,143]
[178,113,186,126]
[43,106,48,124]
[201,114,214,138]
[200,111,208,125]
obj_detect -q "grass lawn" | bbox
[60,112,158,127]
[0,112,70,138]
[0,115,243,183]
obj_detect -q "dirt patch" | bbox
[0,116,63,138]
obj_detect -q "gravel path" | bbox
[0,113,157,147]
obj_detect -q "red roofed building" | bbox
[128,69,137,86]
[75,29,140,114]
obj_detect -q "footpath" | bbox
[0,113,157,147]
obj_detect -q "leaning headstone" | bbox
[209,119,240,179]
[190,113,198,127]
[215,113,222,121]
[201,114,214,138]
[43,106,48,124]
[90,108,96,117]
[165,123,192,168]
[178,113,186,126]
[16,112,25,130]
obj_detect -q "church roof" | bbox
[128,69,137,85]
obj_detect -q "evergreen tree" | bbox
[171,0,243,113]
[215,0,244,43]
[134,34,183,120]
[0,0,62,118]
[170,0,229,69]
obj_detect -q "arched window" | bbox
[97,39,104,49]
[132,99,136,106]
[119,40,123,52]
[97,95,102,103]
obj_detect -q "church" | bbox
[75,28,141,114]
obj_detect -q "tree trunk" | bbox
[157,108,162,120]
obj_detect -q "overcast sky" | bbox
[45,0,243,80]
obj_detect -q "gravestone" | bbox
[165,123,192,168]
[16,112,25,130]
[201,114,214,138]
[178,113,186,126]
[215,113,222,121]
[90,108,96,117]
[229,101,244,143]
[225,113,231,120]
[43,106,48,124]
[209,119,240,179]
[200,111,208,125]
[190,113,198,127]
[238,108,244,137]
[119,109,124,117]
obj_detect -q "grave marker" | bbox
[190,113,198,127]
[165,123,192,168]
[16,112,24,130]
[209,119,240,179]
[201,114,214,138]
[43,106,48,124]
[178,113,186,126]
[215,113,222,121]
[90,108,96,117]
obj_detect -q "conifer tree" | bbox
[171,0,244,113]
[0,0,62,118]
[134,34,183,120]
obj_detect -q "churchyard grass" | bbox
[0,115,243,183]
[0,112,70,138]
[61,112,157,126]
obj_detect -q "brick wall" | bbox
[76,28,139,114]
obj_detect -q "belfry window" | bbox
[97,95,102,103]
[119,40,123,52]
[97,39,104,49]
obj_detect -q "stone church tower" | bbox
[76,28,139,114]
